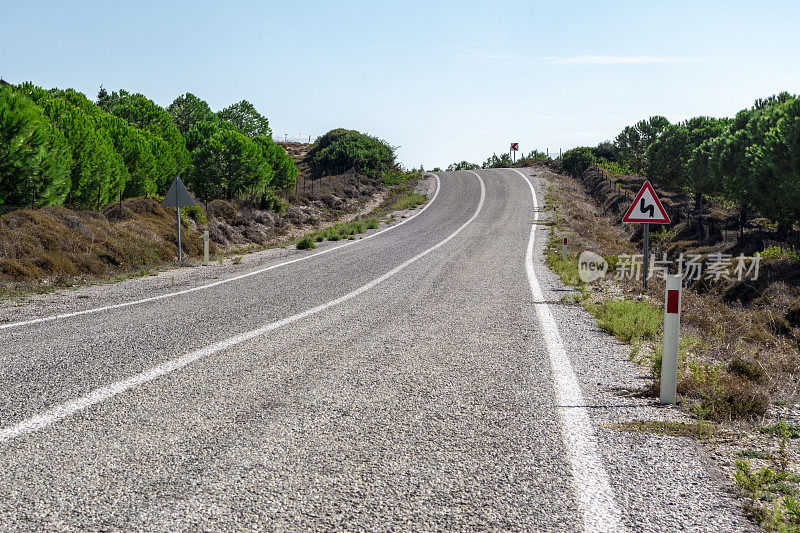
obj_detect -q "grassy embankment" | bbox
[293,169,429,251]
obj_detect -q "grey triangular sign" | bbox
[162,176,196,207]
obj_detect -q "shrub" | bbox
[728,357,767,384]
[561,147,597,178]
[305,128,395,178]
[312,218,379,242]
[380,169,408,185]
[446,161,481,171]
[296,236,315,250]
[182,205,206,225]
[392,193,427,210]
[760,245,799,262]
[587,298,662,343]
[760,422,800,439]
[595,158,633,175]
[259,193,286,214]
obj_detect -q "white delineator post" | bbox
[203,230,209,266]
[660,274,682,404]
[562,236,567,261]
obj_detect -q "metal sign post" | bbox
[643,223,649,290]
[176,192,182,263]
[162,176,197,265]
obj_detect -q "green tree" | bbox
[0,87,72,206]
[98,89,190,192]
[748,95,800,233]
[593,141,618,162]
[561,147,596,178]
[446,161,480,171]
[217,100,271,138]
[103,115,159,198]
[482,153,512,168]
[168,93,217,135]
[253,135,297,192]
[687,136,724,209]
[19,84,129,207]
[646,124,690,189]
[519,150,550,163]
[769,98,800,229]
[187,122,272,201]
[306,128,395,178]
[615,116,670,173]
[188,132,225,203]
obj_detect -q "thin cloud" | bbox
[465,52,698,65]
[552,55,697,65]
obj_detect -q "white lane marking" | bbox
[0,175,441,331]
[507,168,624,532]
[0,173,484,444]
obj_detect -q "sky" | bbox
[2,0,799,169]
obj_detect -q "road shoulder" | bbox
[521,166,758,531]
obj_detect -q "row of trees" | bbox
[166,92,296,204]
[444,150,551,172]
[561,92,800,234]
[0,83,297,209]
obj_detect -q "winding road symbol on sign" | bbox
[640,198,654,218]
[623,181,670,224]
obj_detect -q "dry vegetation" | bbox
[0,199,205,293]
[542,162,800,529]
[0,145,416,297]
[545,164,800,419]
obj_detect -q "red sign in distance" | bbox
[511,142,519,151]
[622,180,671,224]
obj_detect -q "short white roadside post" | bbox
[660,274,682,404]
[203,230,209,266]
[562,236,568,261]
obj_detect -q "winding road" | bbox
[0,169,755,531]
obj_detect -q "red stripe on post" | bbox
[563,237,567,245]
[666,290,679,314]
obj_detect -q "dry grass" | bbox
[0,164,411,297]
[0,199,206,294]
[611,419,717,440]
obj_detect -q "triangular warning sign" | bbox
[162,176,197,208]
[622,180,670,224]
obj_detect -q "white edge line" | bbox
[0,175,442,331]
[506,168,624,532]
[0,172,484,444]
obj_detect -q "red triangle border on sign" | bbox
[622,180,671,224]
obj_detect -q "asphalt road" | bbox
[0,169,755,531]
